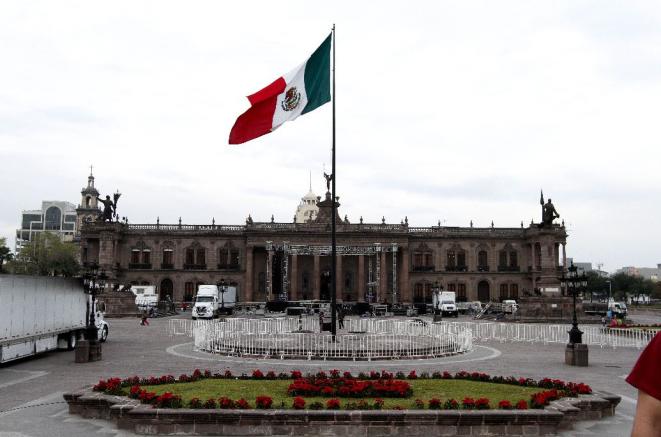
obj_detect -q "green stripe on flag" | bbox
[302,33,331,114]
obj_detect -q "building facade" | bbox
[79,186,568,304]
[15,201,78,252]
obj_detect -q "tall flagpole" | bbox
[331,24,337,339]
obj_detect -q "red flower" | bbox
[498,400,513,410]
[475,398,490,410]
[252,370,264,379]
[428,398,442,409]
[326,398,341,410]
[235,398,250,409]
[266,371,276,380]
[291,370,302,379]
[189,398,202,408]
[516,400,528,410]
[129,385,142,399]
[462,397,476,409]
[330,369,340,378]
[443,399,459,410]
[203,398,217,409]
[292,397,306,409]
[407,370,417,380]
[256,396,273,409]
[218,397,235,409]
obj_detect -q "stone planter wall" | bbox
[64,389,620,436]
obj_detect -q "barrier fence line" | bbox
[169,318,654,359]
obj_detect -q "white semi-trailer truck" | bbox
[0,275,109,364]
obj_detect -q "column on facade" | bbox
[379,250,387,303]
[336,255,343,301]
[313,254,321,300]
[290,254,298,301]
[244,246,254,302]
[530,243,536,291]
[562,243,567,268]
[266,249,274,301]
[358,255,366,302]
[400,248,410,303]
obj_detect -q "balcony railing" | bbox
[477,265,490,272]
[412,265,434,272]
[498,265,521,272]
[161,263,174,270]
[217,263,241,270]
[183,264,207,270]
[445,265,468,272]
[128,263,152,270]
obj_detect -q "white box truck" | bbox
[192,285,220,319]
[433,291,459,317]
[217,284,237,315]
[0,275,109,364]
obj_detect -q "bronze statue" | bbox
[96,195,115,222]
[323,172,333,191]
[542,198,560,226]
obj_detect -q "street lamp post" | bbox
[561,261,589,366]
[77,261,107,363]
[432,280,443,322]
[218,278,227,314]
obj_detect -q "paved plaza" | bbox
[1,312,658,437]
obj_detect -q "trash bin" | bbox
[75,340,90,363]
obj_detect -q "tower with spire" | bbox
[75,166,101,237]
[294,173,320,223]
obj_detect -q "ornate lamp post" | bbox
[432,280,443,322]
[218,278,227,313]
[561,261,589,365]
[82,262,107,341]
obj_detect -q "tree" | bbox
[0,237,13,273]
[11,232,79,277]
[585,271,608,301]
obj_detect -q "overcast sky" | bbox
[1,1,660,272]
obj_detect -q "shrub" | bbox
[443,399,459,410]
[498,400,513,410]
[462,397,476,410]
[330,369,340,378]
[407,370,417,380]
[189,398,202,408]
[154,392,182,408]
[292,397,305,410]
[218,397,235,409]
[252,370,264,379]
[326,398,341,410]
[235,398,250,409]
[516,400,529,410]
[373,398,384,410]
[224,370,233,378]
[255,396,273,409]
[291,370,302,379]
[129,385,142,399]
[266,371,276,380]
[475,398,490,410]
[428,398,442,409]
[414,399,425,409]
[309,401,324,410]
[203,398,217,409]
[138,391,157,404]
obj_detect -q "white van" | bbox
[218,284,237,315]
[130,285,158,310]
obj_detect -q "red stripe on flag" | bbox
[247,77,286,106]
[228,96,278,144]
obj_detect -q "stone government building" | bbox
[79,178,568,305]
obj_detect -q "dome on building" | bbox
[295,187,319,223]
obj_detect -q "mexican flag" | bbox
[229,34,331,144]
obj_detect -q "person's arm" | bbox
[631,390,661,437]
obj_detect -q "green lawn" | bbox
[133,379,543,409]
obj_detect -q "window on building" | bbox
[447,251,456,269]
[162,249,173,266]
[499,284,508,300]
[185,248,195,265]
[424,283,433,303]
[478,250,488,271]
[510,283,519,299]
[130,250,140,264]
[258,272,266,294]
[509,251,518,268]
[424,253,433,267]
[413,283,424,303]
[413,253,423,267]
[142,250,151,265]
[230,249,240,267]
[457,251,466,269]
[196,249,205,266]
[447,283,456,292]
[499,250,508,268]
[45,206,62,230]
[185,282,195,299]
[457,283,467,301]
[218,249,229,266]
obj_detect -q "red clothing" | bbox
[627,331,661,401]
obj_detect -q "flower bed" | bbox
[92,368,591,412]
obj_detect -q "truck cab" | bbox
[433,291,458,317]
[192,285,220,319]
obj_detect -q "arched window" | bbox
[499,284,508,300]
[509,251,518,269]
[129,241,151,269]
[457,283,467,302]
[510,283,519,299]
[162,241,174,269]
[478,250,489,271]
[184,242,206,269]
[412,244,433,271]
[446,250,456,270]
[413,283,424,303]
[185,248,195,265]
[85,196,91,207]
[498,250,508,269]
[45,206,62,230]
[218,242,240,270]
[446,245,466,271]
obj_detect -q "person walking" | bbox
[338,308,345,330]
[140,309,150,326]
